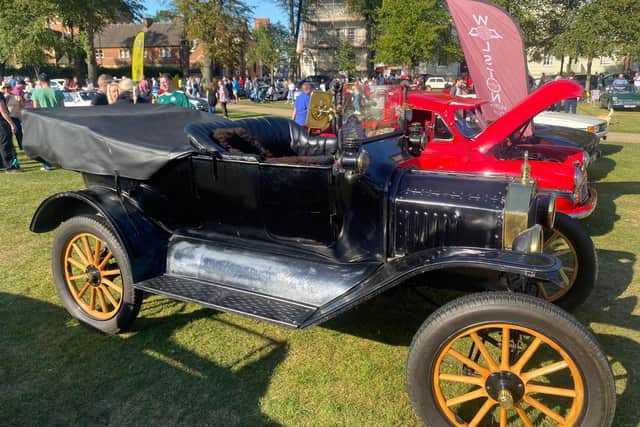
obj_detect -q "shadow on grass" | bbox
[588,143,621,182]
[0,292,286,426]
[584,181,640,236]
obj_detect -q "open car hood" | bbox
[475,80,583,154]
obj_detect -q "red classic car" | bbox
[405,80,596,219]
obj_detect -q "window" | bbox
[347,28,355,43]
[95,49,104,59]
[599,56,612,65]
[433,115,453,141]
[143,49,148,58]
[543,54,553,65]
[160,48,172,58]
[119,49,130,59]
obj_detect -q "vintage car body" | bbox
[534,110,607,144]
[599,83,640,110]
[407,80,596,219]
[23,94,614,425]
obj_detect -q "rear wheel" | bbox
[52,215,142,334]
[540,213,596,310]
[407,293,615,427]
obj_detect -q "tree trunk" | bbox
[559,56,564,75]
[585,56,593,92]
[85,11,97,85]
[203,53,214,84]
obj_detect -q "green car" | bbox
[600,83,640,110]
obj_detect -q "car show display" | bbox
[599,83,640,110]
[23,80,615,426]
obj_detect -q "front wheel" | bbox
[407,292,615,427]
[540,212,597,310]
[51,215,142,334]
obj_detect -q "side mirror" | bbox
[306,91,335,129]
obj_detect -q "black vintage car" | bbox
[24,84,615,426]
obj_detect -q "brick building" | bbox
[94,19,191,71]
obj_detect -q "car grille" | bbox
[621,99,638,106]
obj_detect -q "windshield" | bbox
[454,107,488,138]
[611,84,635,94]
[341,84,404,139]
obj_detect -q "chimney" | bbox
[142,18,153,30]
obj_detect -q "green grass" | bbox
[577,103,640,134]
[1,140,639,426]
[238,99,295,110]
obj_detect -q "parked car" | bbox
[534,110,607,155]
[424,76,450,90]
[406,80,598,306]
[23,95,614,426]
[62,91,97,107]
[599,83,640,110]
[533,122,601,160]
[49,79,66,91]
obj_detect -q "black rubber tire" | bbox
[543,212,597,311]
[406,292,615,427]
[51,215,142,334]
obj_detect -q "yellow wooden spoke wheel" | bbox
[433,324,584,426]
[52,216,142,334]
[538,213,597,311]
[63,232,123,320]
[406,293,615,427]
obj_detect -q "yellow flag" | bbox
[131,31,145,82]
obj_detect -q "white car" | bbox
[424,77,450,90]
[62,91,96,107]
[534,111,608,141]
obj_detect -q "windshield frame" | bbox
[453,106,489,140]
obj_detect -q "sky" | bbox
[142,0,287,26]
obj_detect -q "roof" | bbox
[22,104,229,180]
[408,92,486,110]
[94,22,183,48]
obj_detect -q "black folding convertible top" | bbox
[23,103,229,180]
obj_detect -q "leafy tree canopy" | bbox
[375,0,459,66]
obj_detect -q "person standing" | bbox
[538,73,548,88]
[156,74,191,109]
[138,75,150,99]
[4,83,24,150]
[224,78,234,104]
[68,76,80,91]
[564,72,578,114]
[206,81,217,113]
[31,73,65,171]
[216,80,230,118]
[0,84,20,173]
[92,74,111,105]
[449,78,464,96]
[633,72,640,93]
[232,77,240,103]
[31,73,65,109]
[292,82,311,126]
[287,80,295,104]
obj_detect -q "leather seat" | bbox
[186,116,338,158]
[289,122,338,156]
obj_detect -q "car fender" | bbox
[30,187,169,281]
[302,247,562,327]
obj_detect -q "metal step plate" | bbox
[135,275,316,328]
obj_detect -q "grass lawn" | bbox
[1,137,639,425]
[577,103,640,134]
[238,98,294,110]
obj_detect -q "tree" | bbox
[247,23,289,82]
[0,0,60,72]
[154,9,178,22]
[375,0,459,68]
[334,43,356,76]
[173,0,252,82]
[272,0,306,79]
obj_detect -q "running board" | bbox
[134,275,317,328]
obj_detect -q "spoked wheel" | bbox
[540,213,597,310]
[52,216,142,333]
[407,293,615,427]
